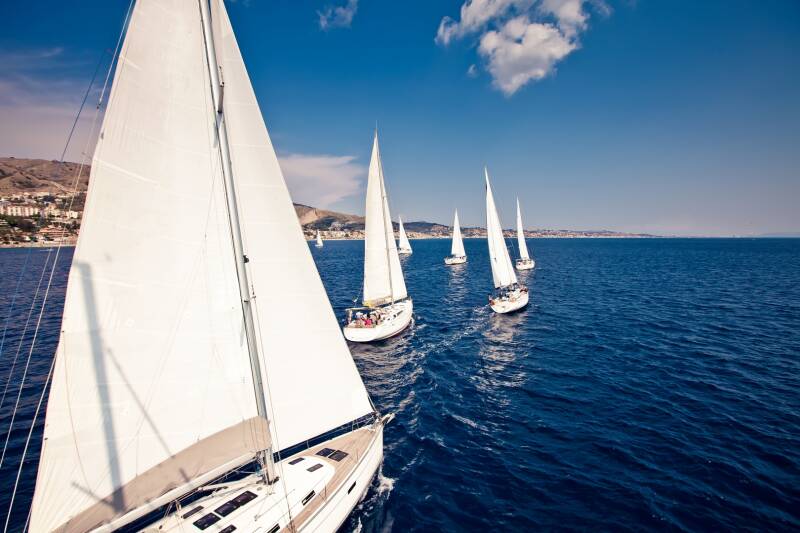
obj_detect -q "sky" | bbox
[1,0,798,236]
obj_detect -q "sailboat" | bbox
[343,133,413,342]
[397,216,412,255]
[28,1,387,531]
[444,209,467,265]
[485,168,529,314]
[515,198,535,270]
[316,229,324,248]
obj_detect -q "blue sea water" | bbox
[0,238,799,531]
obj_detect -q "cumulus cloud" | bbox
[318,0,358,30]
[436,0,608,95]
[279,153,365,208]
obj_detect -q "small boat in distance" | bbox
[397,216,413,255]
[343,132,413,342]
[27,1,386,531]
[485,168,529,314]
[445,209,467,265]
[316,229,324,247]
[515,198,535,270]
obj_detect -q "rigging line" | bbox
[0,249,52,437]
[0,248,33,362]
[5,0,136,519]
[3,357,55,533]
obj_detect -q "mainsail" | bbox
[516,198,530,260]
[30,1,373,531]
[316,230,323,246]
[362,133,407,306]
[398,217,412,251]
[485,168,517,288]
[451,210,465,257]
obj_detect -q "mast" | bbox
[375,131,395,304]
[199,0,274,483]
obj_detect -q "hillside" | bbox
[0,157,90,194]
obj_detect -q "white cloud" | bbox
[318,0,358,30]
[479,16,576,95]
[467,64,479,77]
[279,153,365,208]
[436,0,608,95]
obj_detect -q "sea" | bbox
[0,238,798,532]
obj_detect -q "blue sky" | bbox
[1,0,798,236]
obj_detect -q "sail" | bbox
[451,210,465,257]
[362,133,407,306]
[516,198,530,260]
[30,1,264,531]
[316,230,323,246]
[485,168,517,288]
[398,216,412,251]
[210,0,373,452]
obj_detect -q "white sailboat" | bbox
[28,1,386,531]
[343,133,413,342]
[397,216,412,255]
[485,168,529,314]
[515,198,535,270]
[444,209,467,265]
[316,229,324,248]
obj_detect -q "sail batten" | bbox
[485,169,517,288]
[362,133,407,306]
[516,198,530,260]
[451,210,465,257]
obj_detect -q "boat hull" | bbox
[490,290,529,314]
[343,300,413,342]
[515,258,535,270]
[444,255,467,265]
[144,422,385,533]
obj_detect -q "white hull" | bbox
[444,255,467,265]
[398,248,412,255]
[146,422,384,533]
[343,299,413,342]
[490,289,529,314]
[515,258,534,270]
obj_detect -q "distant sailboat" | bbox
[316,229,324,247]
[515,198,535,270]
[343,132,413,342]
[28,1,387,531]
[485,168,529,314]
[445,209,467,265]
[397,216,412,255]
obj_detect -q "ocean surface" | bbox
[0,238,799,531]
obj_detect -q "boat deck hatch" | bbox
[219,527,236,533]
[193,513,220,530]
[307,463,323,472]
[216,490,258,517]
[182,506,203,519]
[289,457,305,465]
[328,450,349,462]
[302,490,315,505]
[316,448,335,457]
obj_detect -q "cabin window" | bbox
[348,481,357,494]
[215,501,238,517]
[232,491,257,506]
[193,513,220,530]
[219,527,237,533]
[182,506,203,519]
[307,463,323,472]
[289,457,304,465]
[267,525,280,533]
[316,448,335,457]
[302,490,316,505]
[329,450,349,462]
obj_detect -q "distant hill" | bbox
[0,157,90,194]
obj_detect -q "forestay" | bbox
[211,0,373,451]
[30,1,260,530]
[485,169,517,288]
[362,133,407,306]
[516,198,530,260]
[451,210,465,257]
